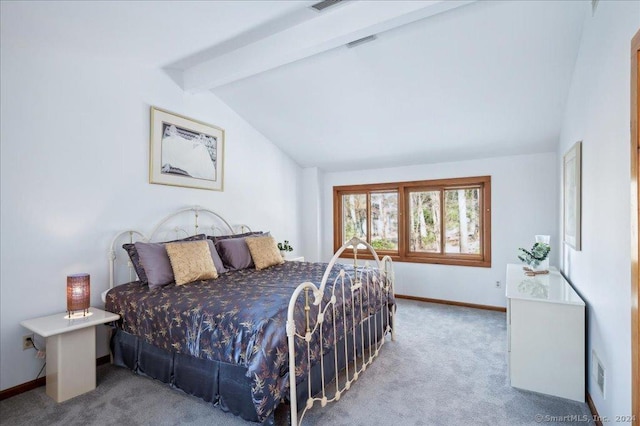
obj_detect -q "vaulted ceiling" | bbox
[3,0,587,171]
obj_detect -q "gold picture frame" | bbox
[149,107,224,191]
[563,141,581,251]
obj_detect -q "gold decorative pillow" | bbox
[245,236,285,270]
[165,240,218,286]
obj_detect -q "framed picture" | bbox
[149,107,224,191]
[563,141,582,250]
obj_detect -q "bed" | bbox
[104,206,395,425]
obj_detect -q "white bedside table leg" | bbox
[46,326,96,402]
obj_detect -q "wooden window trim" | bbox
[630,28,639,426]
[333,176,491,267]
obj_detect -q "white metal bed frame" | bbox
[106,206,395,425]
[106,206,248,296]
[286,237,395,425]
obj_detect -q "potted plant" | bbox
[517,242,551,272]
[278,240,293,258]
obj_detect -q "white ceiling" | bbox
[2,1,587,172]
[212,1,587,171]
[0,1,308,67]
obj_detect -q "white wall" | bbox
[558,0,639,419]
[301,167,323,262]
[319,153,558,308]
[0,42,302,390]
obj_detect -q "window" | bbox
[333,176,491,267]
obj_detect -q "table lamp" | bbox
[67,273,90,317]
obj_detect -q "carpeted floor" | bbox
[0,299,593,425]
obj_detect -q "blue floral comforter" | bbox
[105,261,393,422]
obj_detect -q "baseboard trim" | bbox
[586,392,602,426]
[0,377,46,401]
[396,294,507,312]
[97,354,111,366]
[0,355,112,401]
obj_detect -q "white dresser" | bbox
[505,263,585,402]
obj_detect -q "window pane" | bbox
[334,176,490,267]
[342,194,367,244]
[370,192,398,251]
[409,191,441,253]
[444,188,481,254]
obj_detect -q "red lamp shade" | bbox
[67,273,90,316]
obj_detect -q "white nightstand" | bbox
[285,256,305,262]
[20,307,120,402]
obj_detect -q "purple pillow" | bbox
[135,241,175,289]
[123,234,206,286]
[136,238,227,288]
[206,239,227,274]
[122,243,148,284]
[210,231,264,243]
[216,238,254,270]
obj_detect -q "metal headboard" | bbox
[107,206,249,292]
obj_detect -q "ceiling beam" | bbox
[181,0,476,92]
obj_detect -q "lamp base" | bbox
[64,310,93,320]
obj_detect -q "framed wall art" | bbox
[149,107,224,191]
[563,141,581,251]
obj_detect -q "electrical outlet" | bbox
[22,334,34,350]
[495,281,501,288]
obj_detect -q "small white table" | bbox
[20,307,120,402]
[285,256,305,262]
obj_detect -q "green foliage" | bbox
[371,239,396,250]
[277,240,293,252]
[408,188,481,252]
[342,194,367,240]
[422,233,438,245]
[445,190,460,227]
[517,242,551,268]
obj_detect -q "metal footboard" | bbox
[286,237,395,425]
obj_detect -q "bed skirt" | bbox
[109,307,390,425]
